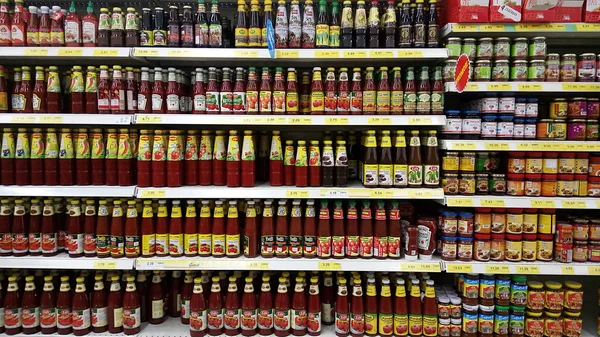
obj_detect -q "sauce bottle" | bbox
[181,272,194,325]
[183,200,198,257]
[359,201,373,258]
[340,1,353,47]
[295,141,308,187]
[213,130,227,186]
[378,278,393,336]
[349,278,364,337]
[315,0,328,48]
[377,67,391,115]
[90,129,105,185]
[83,200,97,257]
[301,0,315,48]
[290,277,306,336]
[366,0,379,48]
[169,271,182,318]
[383,0,396,48]
[151,67,165,114]
[308,140,321,186]
[392,279,408,337]
[321,140,334,187]
[40,275,56,334]
[282,141,295,186]
[0,199,10,256]
[124,200,140,258]
[334,277,349,337]
[123,276,141,335]
[109,200,125,258]
[413,0,425,47]
[403,67,416,114]
[416,66,431,115]
[258,68,272,115]
[71,277,90,336]
[211,200,226,257]
[0,66,7,112]
[198,200,212,257]
[274,0,288,48]
[194,1,209,47]
[5,276,21,334]
[363,278,377,335]
[271,68,285,114]
[233,67,247,114]
[261,0,273,47]
[21,275,39,334]
[310,68,324,114]
[431,66,443,115]
[234,0,248,47]
[51,6,66,46]
[11,199,27,256]
[97,8,110,47]
[91,275,107,333]
[14,129,30,186]
[66,199,84,258]
[247,0,260,47]
[198,131,213,186]
[136,130,152,187]
[349,69,363,115]
[110,66,126,114]
[269,131,284,186]
[273,277,290,336]
[387,201,402,259]
[241,131,256,187]
[31,66,46,113]
[331,201,345,258]
[81,2,97,47]
[373,201,388,259]
[408,279,422,335]
[220,68,235,114]
[107,275,123,333]
[20,66,33,113]
[407,130,422,187]
[390,67,404,114]
[74,129,90,185]
[226,130,241,187]
[168,200,184,257]
[261,200,275,258]
[275,199,289,257]
[28,199,42,255]
[362,131,378,187]
[11,0,26,46]
[96,66,110,114]
[84,66,98,114]
[95,200,110,258]
[0,2,11,46]
[297,200,315,257]
[166,130,183,187]
[423,130,440,187]
[56,276,72,335]
[110,7,124,46]
[207,276,224,335]
[140,200,155,257]
[354,1,367,48]
[125,67,137,114]
[223,276,240,335]
[208,1,222,47]
[318,272,333,327]
[397,0,411,48]
[65,1,82,47]
[323,68,336,115]
[190,277,207,337]
[317,201,331,259]
[342,201,358,258]
[362,68,376,115]
[421,280,437,337]
[288,200,302,258]
[335,140,349,187]
[257,275,273,335]
[192,68,206,114]
[226,200,241,257]
[378,131,393,187]
[243,200,259,258]
[151,130,167,187]
[149,271,165,324]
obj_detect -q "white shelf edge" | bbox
[445,81,600,93]
[0,114,132,125]
[0,253,135,270]
[444,195,599,209]
[0,186,136,197]
[0,47,131,58]
[440,139,600,152]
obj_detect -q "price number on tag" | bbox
[561,266,575,275]
[480,24,505,32]
[408,190,436,198]
[58,48,83,56]
[446,264,473,273]
[400,263,441,272]
[168,49,192,57]
[137,115,162,124]
[325,117,348,125]
[465,83,478,91]
[93,261,117,269]
[343,51,367,58]
[480,199,505,207]
[11,115,36,123]
[407,117,433,125]
[140,260,165,269]
[588,266,600,275]
[369,50,394,58]
[530,200,555,208]
[516,266,540,274]
[288,117,312,125]
[315,50,339,58]
[369,190,394,198]
[577,23,600,31]
[318,262,342,271]
[446,198,473,207]
[484,142,509,150]
[24,48,49,56]
[320,189,349,198]
[286,190,309,198]
[39,116,63,124]
[93,49,119,56]
[485,265,511,274]
[140,190,166,198]
[234,50,259,58]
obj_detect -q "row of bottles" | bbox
[0,197,421,260]
[0,65,443,115]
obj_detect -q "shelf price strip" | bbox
[400,262,441,272]
[485,265,511,274]
[446,263,473,273]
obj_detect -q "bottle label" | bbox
[151,93,163,112]
[424,165,440,186]
[374,236,389,258]
[315,24,329,46]
[233,92,247,113]
[391,91,404,112]
[286,91,299,113]
[322,303,333,324]
[141,234,155,256]
[378,164,393,186]
[431,92,444,112]
[307,311,321,333]
[226,234,241,256]
[317,236,331,257]
[393,314,408,336]
[409,314,423,335]
[194,94,206,112]
[393,164,408,187]
[194,24,209,46]
[155,233,169,256]
[72,309,90,330]
[331,236,345,257]
[310,91,324,112]
[275,235,288,255]
[364,312,377,335]
[28,233,41,253]
[5,308,22,329]
[212,234,226,256]
[224,309,241,330]
[303,235,316,256]
[206,91,220,112]
[57,308,72,329]
[138,94,148,111]
[220,92,233,113]
[273,91,286,113]
[363,164,378,186]
[198,233,212,255]
[273,309,290,331]
[291,309,307,331]
[334,312,350,334]
[169,233,183,255]
[153,30,167,46]
[40,308,56,329]
[92,307,107,328]
[239,309,257,330]
[350,313,365,334]
[151,300,163,319]
[423,315,438,337]
[377,313,393,336]
[417,92,431,112]
[360,236,373,257]
[22,307,39,329]
[83,21,96,44]
[261,235,275,256]
[377,91,391,113]
[190,310,207,331]
[110,235,124,256]
[259,91,272,113]
[346,236,360,257]
[123,308,141,329]
[12,233,27,254]
[257,308,273,329]
[350,91,363,112]
[247,91,259,113]
[324,91,337,113]
[58,230,68,251]
[208,24,222,47]
[184,234,198,255]
[207,309,224,329]
[125,235,140,256]
[67,233,84,255]
[288,235,303,256]
[167,94,180,112]
[363,91,376,112]
[329,26,340,47]
[404,93,417,112]
[96,234,110,255]
[408,165,423,185]
[0,233,10,254]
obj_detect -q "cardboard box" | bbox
[556,0,584,21]
[585,0,600,22]
[490,0,523,22]
[522,0,558,21]
[445,0,490,22]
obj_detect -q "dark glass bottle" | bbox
[413,0,426,48]
[315,0,329,48]
[426,0,439,48]
[194,0,209,47]
[140,8,153,46]
[153,7,167,47]
[209,0,222,47]
[354,1,367,48]
[329,2,340,48]
[340,1,353,48]
[398,0,411,48]
[384,0,396,48]
[167,6,180,47]
[367,0,379,48]
[181,5,194,47]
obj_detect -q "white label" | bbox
[462,119,481,134]
[152,94,163,111]
[72,309,90,330]
[417,224,432,251]
[92,307,108,328]
[40,308,55,328]
[194,94,206,111]
[167,94,180,112]
[127,91,137,112]
[138,94,147,111]
[152,300,164,319]
[378,166,392,186]
[241,309,257,330]
[443,118,463,134]
[113,307,123,328]
[82,22,96,44]
[181,300,190,319]
[498,5,522,21]
[322,303,333,324]
[67,233,84,255]
[190,310,207,331]
[123,308,141,329]
[481,122,498,137]
[65,21,81,43]
[98,98,109,111]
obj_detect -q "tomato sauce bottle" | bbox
[310,68,324,114]
[0,199,11,256]
[198,200,212,257]
[274,200,289,258]
[223,277,240,335]
[71,277,90,336]
[403,68,416,114]
[256,275,273,336]
[331,201,345,258]
[387,201,401,259]
[104,129,118,186]
[82,2,97,46]
[213,131,227,186]
[290,277,307,336]
[27,6,39,46]
[288,200,302,258]
[166,130,183,187]
[237,276,256,336]
[74,129,90,185]
[41,199,57,257]
[272,68,285,114]
[117,129,134,186]
[124,200,139,258]
[66,200,84,258]
[192,69,206,114]
[125,67,137,114]
[258,68,272,115]
[245,67,258,114]
[204,68,219,114]
[89,129,105,185]
[281,141,295,186]
[364,278,377,336]
[220,68,234,114]
[242,200,258,258]
[12,68,23,113]
[260,200,275,258]
[32,66,47,113]
[148,271,164,325]
[64,1,82,47]
[190,277,207,337]
[151,67,165,114]
[334,277,349,337]
[40,275,56,334]
[70,66,85,113]
[55,200,67,253]
[361,68,375,115]
[273,277,290,337]
[182,200,198,256]
[166,68,180,114]
[303,276,319,336]
[373,201,388,259]
[359,201,373,259]
[1,129,16,186]
[56,276,72,335]
[153,200,168,257]
[107,274,124,333]
[27,200,42,256]
[393,279,408,337]
[123,276,141,335]
[109,200,125,258]
[408,279,422,335]
[225,201,241,258]
[199,131,213,186]
[324,68,337,115]
[321,272,334,326]
[96,66,110,114]
[376,67,391,115]
[5,276,22,335]
[378,279,393,336]
[226,131,241,187]
[91,274,107,333]
[308,140,321,187]
[285,69,298,114]
[207,276,224,335]
[20,66,34,113]
[344,201,359,258]
[349,278,364,337]
[269,131,283,186]
[136,130,151,187]
[11,199,28,257]
[95,200,110,258]
[29,132,46,184]
[151,130,167,187]
[185,130,199,186]
[241,131,256,187]
[21,275,39,334]
[295,141,308,187]
[168,200,183,257]
[317,201,331,259]
[181,271,194,324]
[211,201,226,257]
[422,280,437,337]
[14,129,30,186]
[110,66,125,114]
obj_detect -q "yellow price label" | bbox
[530,200,555,208]
[246,261,269,270]
[577,23,600,31]
[465,83,478,91]
[24,48,49,56]
[480,199,505,207]
[480,24,506,32]
[288,117,312,125]
[93,261,117,269]
[446,198,473,207]
[596,201,600,209]
[140,189,166,198]
[11,115,36,123]
[276,50,300,58]
[562,200,587,209]
[262,117,286,124]
[134,48,159,56]
[369,50,394,58]
[517,83,543,91]
[368,117,392,125]
[168,49,192,57]
[318,262,342,271]
[452,24,479,32]
[515,142,536,150]
[486,83,512,91]
[234,50,259,58]
[343,51,367,58]
[408,190,436,199]
[286,190,309,198]
[588,266,600,275]
[450,142,477,151]
[325,117,349,125]
[484,143,510,151]
[137,115,163,124]
[320,189,349,198]
[561,266,575,275]
[516,23,565,31]
[446,264,473,273]
[516,266,540,274]
[407,117,433,125]
[400,262,441,272]
[369,190,394,198]
[58,48,83,56]
[39,116,63,124]
[93,48,119,56]
[396,50,424,58]
[315,50,340,58]
[485,265,511,274]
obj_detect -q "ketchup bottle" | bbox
[71,277,90,336]
[183,200,198,256]
[185,130,199,186]
[56,276,72,335]
[350,278,364,337]
[308,140,321,187]
[199,131,214,186]
[295,141,308,187]
[151,130,167,187]
[181,271,194,324]
[211,201,225,257]
[65,1,82,46]
[124,200,140,258]
[28,199,42,256]
[107,275,123,333]
[258,68,272,115]
[140,200,155,257]
[38,6,51,46]
[350,68,363,114]
[58,129,75,186]
[169,200,184,257]
[198,200,212,257]
[275,199,289,258]
[11,199,28,256]
[393,279,408,337]
[40,275,56,334]
[0,129,16,186]
[324,68,337,115]
[225,201,241,258]
[137,130,152,187]
[291,276,307,336]
[95,200,110,258]
[67,199,84,258]
[321,272,334,326]
[109,200,125,258]
[27,6,39,46]
[241,131,256,187]
[82,1,97,47]
[373,201,388,259]
[166,130,183,187]
[317,200,331,259]
[331,201,345,258]
[193,68,206,114]
[11,0,26,46]
[32,66,47,113]
[378,278,393,336]
[14,129,30,186]
[91,274,107,333]
[269,131,284,186]
[223,276,240,335]
[273,277,291,337]
[285,69,299,114]
[166,68,180,114]
[310,68,324,115]
[257,275,273,335]
[41,199,57,257]
[151,67,165,114]
[288,200,302,258]
[213,131,227,186]
[21,275,39,334]
[123,276,141,335]
[226,130,241,187]
[75,129,91,185]
[359,201,374,259]
[70,66,85,113]
[334,277,350,337]
[149,271,165,324]
[155,200,169,257]
[5,276,22,335]
[189,277,207,337]
[207,276,224,335]
[260,200,275,258]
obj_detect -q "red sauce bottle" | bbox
[213,130,227,186]
[82,2,97,47]
[337,68,350,114]
[55,199,67,253]
[291,277,307,336]
[393,279,408,337]
[243,201,258,258]
[43,129,58,186]
[39,275,56,334]
[207,276,224,335]
[56,276,72,335]
[82,200,96,257]
[349,278,364,337]
[377,67,391,115]
[88,129,104,185]
[110,7,124,47]
[373,201,388,259]
[223,276,240,335]
[149,271,165,324]
[363,278,377,335]
[359,201,373,258]
[378,278,393,336]
[95,200,110,258]
[211,201,225,257]
[324,68,337,115]
[11,199,28,256]
[32,66,46,113]
[387,201,401,259]
[273,277,291,337]
[67,199,84,258]
[260,200,275,258]
[288,200,302,258]
[422,280,437,337]
[20,66,33,113]
[5,276,22,335]
[0,199,11,256]
[166,130,183,187]
[185,130,199,186]
[390,67,404,114]
[181,272,194,324]
[303,277,320,336]
[11,68,23,113]
[198,200,212,257]
[166,68,180,114]
[123,276,141,335]
[269,131,284,186]
[14,129,30,186]
[190,277,207,337]
[125,67,137,114]
[259,67,272,115]
[331,200,345,258]
[136,130,152,187]
[334,278,350,337]
[408,279,422,335]
[403,67,416,114]
[321,272,334,326]
[285,69,299,115]
[295,140,308,187]
[183,200,198,256]
[310,68,324,115]
[110,66,126,114]
[169,200,184,257]
[256,275,273,335]
[317,200,331,259]
[0,129,16,186]
[226,201,241,258]
[272,67,286,114]
[65,2,82,47]
[238,277,256,336]
[21,275,39,334]
[205,67,220,114]
[275,200,289,258]
[246,67,259,114]
[345,201,359,258]
[220,68,233,114]
[124,200,140,258]
[71,277,90,336]
[362,67,376,115]
[27,199,42,255]
[91,274,108,333]
[40,199,57,256]
[96,66,110,114]
[109,200,125,258]
[137,68,151,114]
[226,130,241,187]
[74,129,91,185]
[150,130,166,187]
[300,200,316,258]
[154,200,168,257]
[199,131,214,186]
[38,6,51,46]
[308,140,321,186]
[107,275,123,333]
[11,0,26,46]
[151,67,165,114]
[241,131,256,187]
[140,200,155,257]
[192,68,206,114]
[0,66,7,112]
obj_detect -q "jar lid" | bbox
[574,174,587,180]
[523,234,537,240]
[527,281,543,289]
[564,280,582,290]
[559,152,575,158]
[526,311,543,318]
[563,311,581,318]
[441,210,458,216]
[474,233,491,240]
[544,281,562,290]
[506,233,522,240]
[527,98,538,103]
[543,174,557,180]
[525,209,538,213]
[441,236,457,241]
[439,318,451,325]
[507,208,523,213]
[463,110,480,115]
[511,275,527,283]
[544,311,562,318]
[445,109,461,115]
[450,296,462,305]
[525,173,542,180]
[537,234,553,240]
[544,152,559,158]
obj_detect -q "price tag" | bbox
[246,261,269,270]
[320,189,349,198]
[407,117,433,125]
[93,261,117,269]
[465,83,479,91]
[485,265,511,274]
[315,50,340,58]
[93,48,120,56]
[450,142,477,151]
[400,262,441,272]
[11,115,36,123]
[486,83,512,91]
[261,117,286,124]
[516,265,540,274]
[588,266,600,275]
[530,200,555,208]
[517,83,543,91]
[325,117,349,125]
[24,48,49,56]
[39,116,63,124]
[577,23,600,31]
[137,260,165,269]
[515,142,535,150]
[396,50,424,58]
[58,48,83,56]
[446,263,473,273]
[136,115,163,124]
[318,261,342,271]
[234,50,259,58]
[369,50,394,58]
[347,189,370,198]
[286,190,309,198]
[168,49,192,57]
[480,24,506,32]
[562,200,587,209]
[407,190,437,199]
[276,50,299,58]
[140,189,166,198]
[561,266,575,275]
[480,199,505,207]
[288,117,312,125]
[515,23,564,31]
[343,51,367,58]
[484,142,510,151]
[134,48,160,57]
[446,198,473,207]
[368,117,392,125]
[452,24,479,32]
[369,190,394,198]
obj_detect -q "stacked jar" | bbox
[525,281,583,337]
[438,210,474,262]
[442,152,502,196]
[436,284,463,337]
[559,215,600,263]
[548,97,600,141]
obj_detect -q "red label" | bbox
[454,54,470,93]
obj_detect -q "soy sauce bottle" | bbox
[367,0,379,48]
[354,1,367,48]
[340,1,353,48]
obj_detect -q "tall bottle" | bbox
[195,0,209,47]
[248,0,261,47]
[208,1,222,47]
[366,1,379,48]
[378,131,393,187]
[301,0,315,48]
[384,0,396,48]
[261,0,273,47]
[56,276,72,335]
[376,67,391,115]
[223,277,240,335]
[207,276,223,335]
[398,0,411,47]
[413,0,426,47]
[226,130,241,187]
[317,200,331,259]
[273,277,290,336]
[167,6,180,47]
[72,277,91,336]
[21,275,40,334]
[416,66,431,115]
[123,276,141,335]
[110,7,125,46]
[330,2,340,48]
[393,130,408,187]
[431,66,444,115]
[5,276,21,334]
[315,0,328,48]
[403,67,416,114]
[408,279,422,335]
[189,277,207,337]
[334,278,349,337]
[257,275,273,335]
[364,278,377,336]
[407,130,422,187]
[275,0,288,48]
[423,130,440,187]
[340,1,353,48]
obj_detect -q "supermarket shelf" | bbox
[0,186,136,197]
[136,182,445,199]
[440,140,600,152]
[0,253,135,270]
[134,114,446,126]
[0,47,131,60]
[445,81,600,93]
[0,113,132,125]
[443,260,600,276]
[444,195,599,209]
[136,255,443,272]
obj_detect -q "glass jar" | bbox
[526,152,543,174]
[563,281,583,312]
[457,237,473,262]
[506,208,524,235]
[511,38,528,60]
[494,37,511,60]
[567,119,587,141]
[572,219,589,241]
[505,234,522,262]
[549,98,568,119]
[557,174,575,197]
[510,276,527,306]
[494,305,510,336]
[529,37,546,60]
[546,53,560,82]
[514,118,525,138]
[441,236,457,261]
[543,152,558,174]
[587,120,599,140]
[481,115,498,139]
[492,60,510,81]
[462,38,476,59]
[560,54,577,81]
[541,174,557,197]
[510,306,525,337]
[475,60,492,81]
[562,312,582,337]
[458,212,474,237]
[473,234,491,261]
[522,234,537,261]
[490,174,506,194]
[443,151,460,173]
[525,311,544,337]
[526,98,539,118]
[573,240,588,262]
[587,98,600,119]
[525,176,541,197]
[497,114,514,138]
[460,152,476,172]
[544,281,564,313]
[526,281,545,312]
[543,311,562,337]
[462,110,481,139]
[524,118,537,139]
[507,173,525,196]
[476,38,493,59]
[511,60,528,81]
[443,173,459,195]
[490,234,505,261]
[537,234,554,261]
[475,208,491,234]
[440,210,458,236]
[459,173,476,195]
[577,53,596,82]
[476,173,489,195]
[446,38,462,58]
[528,60,546,81]
[492,209,507,234]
